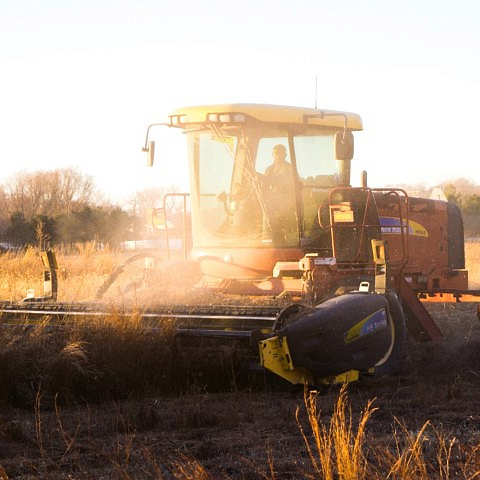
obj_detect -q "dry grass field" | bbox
[466,242,480,289]
[0,243,480,478]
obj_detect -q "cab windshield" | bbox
[186,123,346,249]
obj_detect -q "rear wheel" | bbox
[95,253,164,301]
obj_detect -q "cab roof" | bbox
[168,103,363,130]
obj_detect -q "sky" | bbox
[1,0,479,205]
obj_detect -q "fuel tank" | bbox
[278,292,392,377]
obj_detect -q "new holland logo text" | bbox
[379,217,428,238]
[344,308,388,343]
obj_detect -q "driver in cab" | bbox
[262,144,296,242]
[265,144,292,194]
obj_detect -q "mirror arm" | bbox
[142,123,167,152]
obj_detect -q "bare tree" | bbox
[0,185,9,235]
[440,178,480,196]
[58,167,95,214]
[3,168,96,220]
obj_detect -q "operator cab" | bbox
[145,104,362,279]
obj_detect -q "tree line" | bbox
[441,179,480,214]
[374,178,480,236]
[1,169,479,248]
[439,179,480,237]
[0,168,174,249]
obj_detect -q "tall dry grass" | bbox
[0,243,119,301]
[0,317,251,408]
[2,240,479,301]
[296,385,376,480]
[296,386,480,480]
[0,244,259,407]
[465,242,480,289]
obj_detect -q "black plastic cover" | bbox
[279,292,391,377]
[447,203,465,269]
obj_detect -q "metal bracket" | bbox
[23,249,58,302]
[371,239,386,294]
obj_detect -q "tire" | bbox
[372,291,407,376]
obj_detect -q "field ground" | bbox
[0,246,480,478]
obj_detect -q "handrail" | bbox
[162,193,191,261]
[371,188,410,269]
[326,187,379,264]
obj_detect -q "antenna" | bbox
[315,75,318,109]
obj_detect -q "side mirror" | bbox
[335,131,354,161]
[143,141,156,167]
